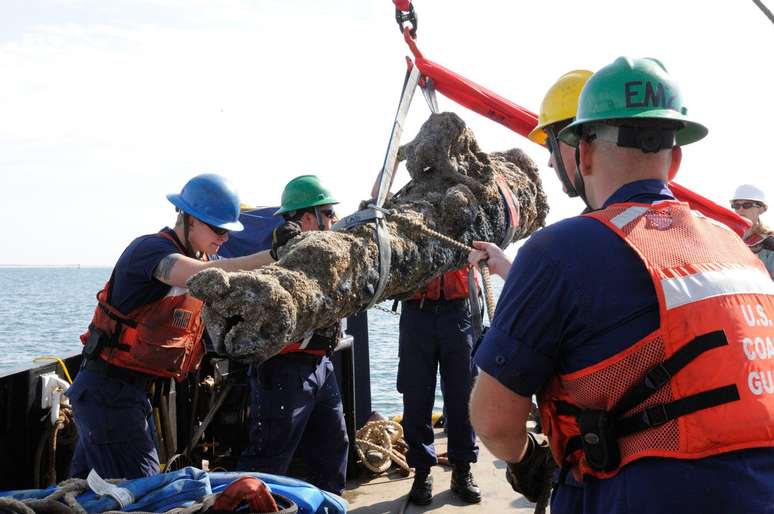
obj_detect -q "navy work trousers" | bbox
[238,354,349,495]
[397,301,479,473]
[66,368,160,480]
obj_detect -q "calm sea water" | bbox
[0,267,502,416]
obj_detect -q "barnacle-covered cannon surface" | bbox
[188,112,548,362]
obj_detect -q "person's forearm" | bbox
[476,427,529,463]
[210,250,274,272]
[469,371,532,462]
[468,242,513,279]
[487,249,512,279]
[158,250,276,288]
[489,260,512,280]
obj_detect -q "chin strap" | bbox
[313,206,326,231]
[180,213,198,258]
[545,127,579,199]
[546,124,593,211]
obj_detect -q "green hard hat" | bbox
[275,175,339,215]
[559,57,708,147]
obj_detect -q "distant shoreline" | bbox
[0,265,111,269]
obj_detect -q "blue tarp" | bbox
[0,467,347,513]
[1,467,209,512]
[210,472,347,513]
[219,207,283,257]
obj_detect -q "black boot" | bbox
[409,471,433,506]
[451,463,481,504]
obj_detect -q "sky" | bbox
[1,0,772,266]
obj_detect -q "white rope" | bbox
[355,420,411,475]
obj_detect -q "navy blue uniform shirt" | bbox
[476,180,668,393]
[109,228,180,313]
[475,179,774,514]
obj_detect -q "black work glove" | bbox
[505,432,557,503]
[270,221,301,260]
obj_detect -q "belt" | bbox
[404,298,467,313]
[82,358,156,392]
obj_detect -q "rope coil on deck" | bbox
[355,420,411,476]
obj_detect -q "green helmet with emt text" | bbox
[559,57,708,148]
[275,175,339,216]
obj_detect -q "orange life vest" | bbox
[278,336,330,357]
[410,268,471,301]
[538,201,774,480]
[80,231,206,380]
[278,320,345,357]
[744,230,774,253]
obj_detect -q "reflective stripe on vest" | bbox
[538,201,774,479]
[80,231,206,380]
[410,268,471,301]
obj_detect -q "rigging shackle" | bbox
[393,0,418,38]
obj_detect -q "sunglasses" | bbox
[731,201,762,210]
[544,121,572,154]
[203,221,229,236]
[319,208,337,220]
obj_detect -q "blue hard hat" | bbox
[167,173,244,231]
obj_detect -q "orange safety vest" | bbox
[538,201,774,480]
[744,230,774,252]
[280,336,335,357]
[278,321,344,357]
[80,231,206,380]
[410,268,471,301]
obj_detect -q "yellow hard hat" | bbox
[527,69,594,146]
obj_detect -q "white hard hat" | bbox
[732,184,767,206]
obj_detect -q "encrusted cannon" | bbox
[188,112,548,362]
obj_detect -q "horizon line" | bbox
[0,264,111,268]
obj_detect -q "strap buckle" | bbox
[640,404,670,428]
[643,363,671,391]
[332,207,385,232]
